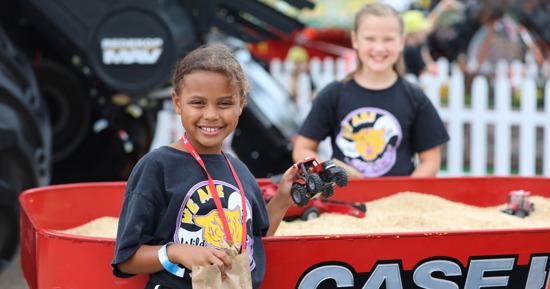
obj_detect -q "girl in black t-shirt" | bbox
[293,2,449,178]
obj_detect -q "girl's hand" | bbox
[274,164,299,208]
[168,244,232,278]
[266,164,299,236]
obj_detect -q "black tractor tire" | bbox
[515,210,527,218]
[301,206,320,221]
[355,203,367,213]
[306,173,324,194]
[321,184,335,199]
[334,168,349,187]
[319,169,332,183]
[291,183,309,207]
[35,59,90,163]
[0,179,18,271]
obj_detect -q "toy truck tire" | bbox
[319,168,333,183]
[291,183,310,207]
[527,203,535,215]
[334,168,349,187]
[306,173,324,194]
[321,184,334,199]
[301,207,320,221]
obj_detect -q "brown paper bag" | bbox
[191,242,252,289]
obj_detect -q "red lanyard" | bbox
[181,134,247,252]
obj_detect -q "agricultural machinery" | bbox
[501,190,535,218]
[261,179,364,222]
[0,0,314,269]
[291,157,348,207]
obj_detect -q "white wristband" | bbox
[158,242,185,278]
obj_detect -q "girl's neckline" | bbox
[353,70,399,90]
[168,140,224,155]
[351,76,399,92]
[163,145,225,157]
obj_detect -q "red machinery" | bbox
[0,0,314,266]
[291,157,348,207]
[19,177,550,289]
[261,182,365,221]
[502,190,535,218]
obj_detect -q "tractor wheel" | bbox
[321,184,334,199]
[0,179,18,269]
[35,59,90,163]
[306,173,324,194]
[515,210,527,218]
[319,169,332,183]
[301,207,320,221]
[334,168,349,187]
[291,183,309,207]
[355,203,367,213]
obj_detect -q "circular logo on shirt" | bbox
[335,107,402,177]
[175,180,255,268]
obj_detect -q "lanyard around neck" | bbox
[181,134,247,252]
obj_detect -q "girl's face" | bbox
[351,15,404,74]
[171,70,244,154]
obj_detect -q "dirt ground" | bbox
[0,249,29,289]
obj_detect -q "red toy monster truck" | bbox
[291,157,348,207]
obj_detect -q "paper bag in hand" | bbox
[192,241,252,289]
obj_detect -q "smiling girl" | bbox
[112,43,297,289]
[292,3,449,177]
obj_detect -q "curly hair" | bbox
[171,43,250,103]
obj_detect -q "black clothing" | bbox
[404,44,427,76]
[298,77,449,177]
[112,146,269,289]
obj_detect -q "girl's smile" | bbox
[352,15,404,76]
[172,70,244,154]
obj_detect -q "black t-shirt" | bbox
[298,77,449,177]
[404,44,426,76]
[112,146,269,289]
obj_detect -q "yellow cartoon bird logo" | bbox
[193,207,243,248]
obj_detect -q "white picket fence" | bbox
[270,57,550,177]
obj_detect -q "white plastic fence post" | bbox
[436,57,449,83]
[470,76,489,175]
[510,60,524,89]
[519,77,537,176]
[318,57,335,90]
[296,72,312,121]
[335,57,347,80]
[544,80,550,176]
[309,57,322,91]
[446,68,465,176]
[419,73,441,112]
[493,76,512,175]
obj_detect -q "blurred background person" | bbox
[402,0,461,77]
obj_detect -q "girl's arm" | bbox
[117,243,232,277]
[410,146,442,177]
[292,135,320,163]
[265,165,298,236]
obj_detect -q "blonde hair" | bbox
[344,2,406,81]
[172,43,250,104]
